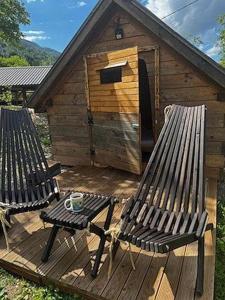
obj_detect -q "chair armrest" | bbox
[196,211,208,238]
[27,163,61,186]
[48,163,61,178]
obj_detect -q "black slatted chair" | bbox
[0,108,60,221]
[118,105,213,296]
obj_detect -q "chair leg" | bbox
[42,225,60,263]
[91,200,116,278]
[196,237,205,296]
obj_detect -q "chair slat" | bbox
[120,105,208,256]
[0,108,59,215]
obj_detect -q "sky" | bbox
[21,0,225,62]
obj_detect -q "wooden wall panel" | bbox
[92,111,141,174]
[47,59,91,167]
[47,6,225,176]
[87,47,139,114]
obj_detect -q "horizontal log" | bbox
[49,115,87,126]
[206,142,224,155]
[87,61,138,77]
[52,146,90,156]
[206,167,220,179]
[92,106,139,113]
[152,73,210,89]
[88,67,138,79]
[65,70,85,83]
[206,155,224,168]
[48,105,87,115]
[63,82,84,94]
[86,46,137,61]
[54,155,91,167]
[146,60,194,76]
[90,94,139,102]
[161,86,218,103]
[93,120,139,132]
[207,128,225,142]
[90,88,138,97]
[87,54,137,68]
[92,111,138,121]
[91,101,139,108]
[50,125,89,138]
[93,126,139,143]
[207,112,224,128]
[89,81,139,91]
[89,74,139,86]
[53,94,86,105]
[94,149,141,174]
[52,136,89,146]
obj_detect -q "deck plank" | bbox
[0,167,217,300]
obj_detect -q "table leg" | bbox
[41,225,60,263]
[91,200,116,278]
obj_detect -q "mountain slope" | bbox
[0,39,60,66]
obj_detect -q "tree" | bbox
[0,55,29,67]
[218,14,225,67]
[0,0,30,44]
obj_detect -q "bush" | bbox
[215,173,225,299]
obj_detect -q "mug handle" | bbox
[64,199,72,211]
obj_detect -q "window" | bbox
[100,67,122,84]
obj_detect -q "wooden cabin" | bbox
[28,0,225,178]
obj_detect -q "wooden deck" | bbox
[0,166,217,300]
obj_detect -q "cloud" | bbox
[142,0,225,61]
[77,1,87,7]
[206,44,221,58]
[26,0,44,3]
[22,30,50,42]
[23,30,45,35]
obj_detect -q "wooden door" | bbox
[85,47,142,174]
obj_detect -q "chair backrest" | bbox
[135,105,206,218]
[0,108,51,203]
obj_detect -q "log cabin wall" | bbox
[47,5,225,178]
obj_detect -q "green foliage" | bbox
[32,113,51,156]
[0,40,60,66]
[185,34,203,48]
[0,89,13,105]
[0,55,29,67]
[218,14,225,67]
[0,0,30,45]
[215,175,225,299]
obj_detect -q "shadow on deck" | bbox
[0,166,216,300]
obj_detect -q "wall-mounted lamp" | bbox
[115,17,124,40]
[115,27,124,40]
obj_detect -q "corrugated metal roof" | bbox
[0,66,52,87]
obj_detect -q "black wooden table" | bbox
[40,192,118,277]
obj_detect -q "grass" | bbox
[0,269,81,300]
[215,174,225,300]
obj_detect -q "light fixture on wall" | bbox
[115,17,124,40]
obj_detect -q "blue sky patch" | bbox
[21,0,225,62]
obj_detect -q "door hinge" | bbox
[87,109,93,125]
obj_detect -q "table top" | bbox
[40,192,117,230]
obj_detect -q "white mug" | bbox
[64,192,84,212]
